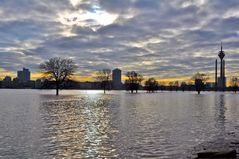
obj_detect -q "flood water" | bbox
[1,90,239,158]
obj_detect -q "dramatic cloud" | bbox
[0,0,239,81]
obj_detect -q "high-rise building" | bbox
[112,68,122,90]
[215,43,226,91]
[17,68,30,82]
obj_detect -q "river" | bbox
[0,90,239,158]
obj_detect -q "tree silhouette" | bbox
[168,81,179,91]
[125,71,143,93]
[174,81,179,91]
[96,69,111,94]
[192,73,209,94]
[230,77,239,93]
[159,82,166,91]
[169,82,174,91]
[145,78,159,93]
[39,57,77,95]
[181,81,187,92]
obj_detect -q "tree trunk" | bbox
[103,84,106,94]
[197,90,200,94]
[131,89,133,93]
[56,82,59,96]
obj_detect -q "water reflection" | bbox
[2,90,239,158]
[215,94,226,138]
[39,94,118,158]
[193,94,228,155]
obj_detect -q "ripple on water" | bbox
[39,95,118,158]
[1,91,239,158]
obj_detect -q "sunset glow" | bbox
[0,0,239,83]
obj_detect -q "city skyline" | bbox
[0,43,236,84]
[0,1,239,82]
[0,57,234,85]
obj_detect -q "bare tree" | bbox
[96,69,111,94]
[39,57,77,95]
[159,82,166,91]
[192,72,209,94]
[174,81,179,91]
[169,82,174,91]
[181,81,187,92]
[230,77,239,93]
[145,78,159,93]
[125,71,143,93]
[168,81,179,91]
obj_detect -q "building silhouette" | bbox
[112,68,122,89]
[215,43,226,91]
[17,68,30,82]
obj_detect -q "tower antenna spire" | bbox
[221,42,223,51]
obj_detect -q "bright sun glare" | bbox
[60,1,118,30]
[85,7,118,26]
[69,0,81,7]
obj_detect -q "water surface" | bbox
[1,90,239,158]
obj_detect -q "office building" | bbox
[112,68,122,89]
[17,68,30,82]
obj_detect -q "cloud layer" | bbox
[0,0,239,80]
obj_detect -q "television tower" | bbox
[217,42,226,91]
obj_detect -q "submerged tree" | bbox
[192,72,209,94]
[145,78,159,93]
[158,82,166,91]
[125,71,143,93]
[181,81,187,92]
[96,69,111,94]
[174,81,179,91]
[230,77,239,93]
[168,81,179,91]
[169,82,174,91]
[39,57,77,95]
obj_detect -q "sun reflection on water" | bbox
[39,94,118,158]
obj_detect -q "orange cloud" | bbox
[31,72,44,80]
[0,70,15,79]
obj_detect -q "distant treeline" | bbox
[1,57,239,95]
[0,79,238,92]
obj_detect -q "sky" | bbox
[0,0,239,82]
